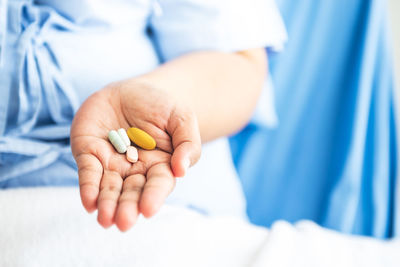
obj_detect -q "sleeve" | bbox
[149,0,287,127]
[150,0,287,60]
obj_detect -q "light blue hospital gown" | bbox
[0,0,286,217]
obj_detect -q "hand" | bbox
[70,80,201,231]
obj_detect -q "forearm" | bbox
[132,48,267,142]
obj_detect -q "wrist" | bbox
[127,75,193,112]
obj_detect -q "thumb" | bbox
[167,108,201,177]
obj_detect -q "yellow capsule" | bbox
[127,127,156,150]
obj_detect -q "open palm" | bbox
[70,81,201,231]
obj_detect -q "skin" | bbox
[70,48,267,232]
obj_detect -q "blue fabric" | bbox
[230,0,398,238]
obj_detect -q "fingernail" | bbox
[183,158,191,173]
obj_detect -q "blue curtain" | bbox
[230,0,398,238]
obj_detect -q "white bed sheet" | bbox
[0,187,398,267]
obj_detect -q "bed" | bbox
[0,187,398,267]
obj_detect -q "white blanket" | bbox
[0,187,399,267]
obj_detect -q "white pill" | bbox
[117,128,131,146]
[126,146,138,163]
[108,130,127,153]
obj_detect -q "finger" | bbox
[115,174,146,232]
[97,170,123,228]
[139,162,175,218]
[76,153,103,213]
[168,109,201,177]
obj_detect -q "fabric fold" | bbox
[0,0,79,182]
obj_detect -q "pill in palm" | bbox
[126,146,139,163]
[108,130,127,153]
[117,128,131,146]
[127,127,156,150]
